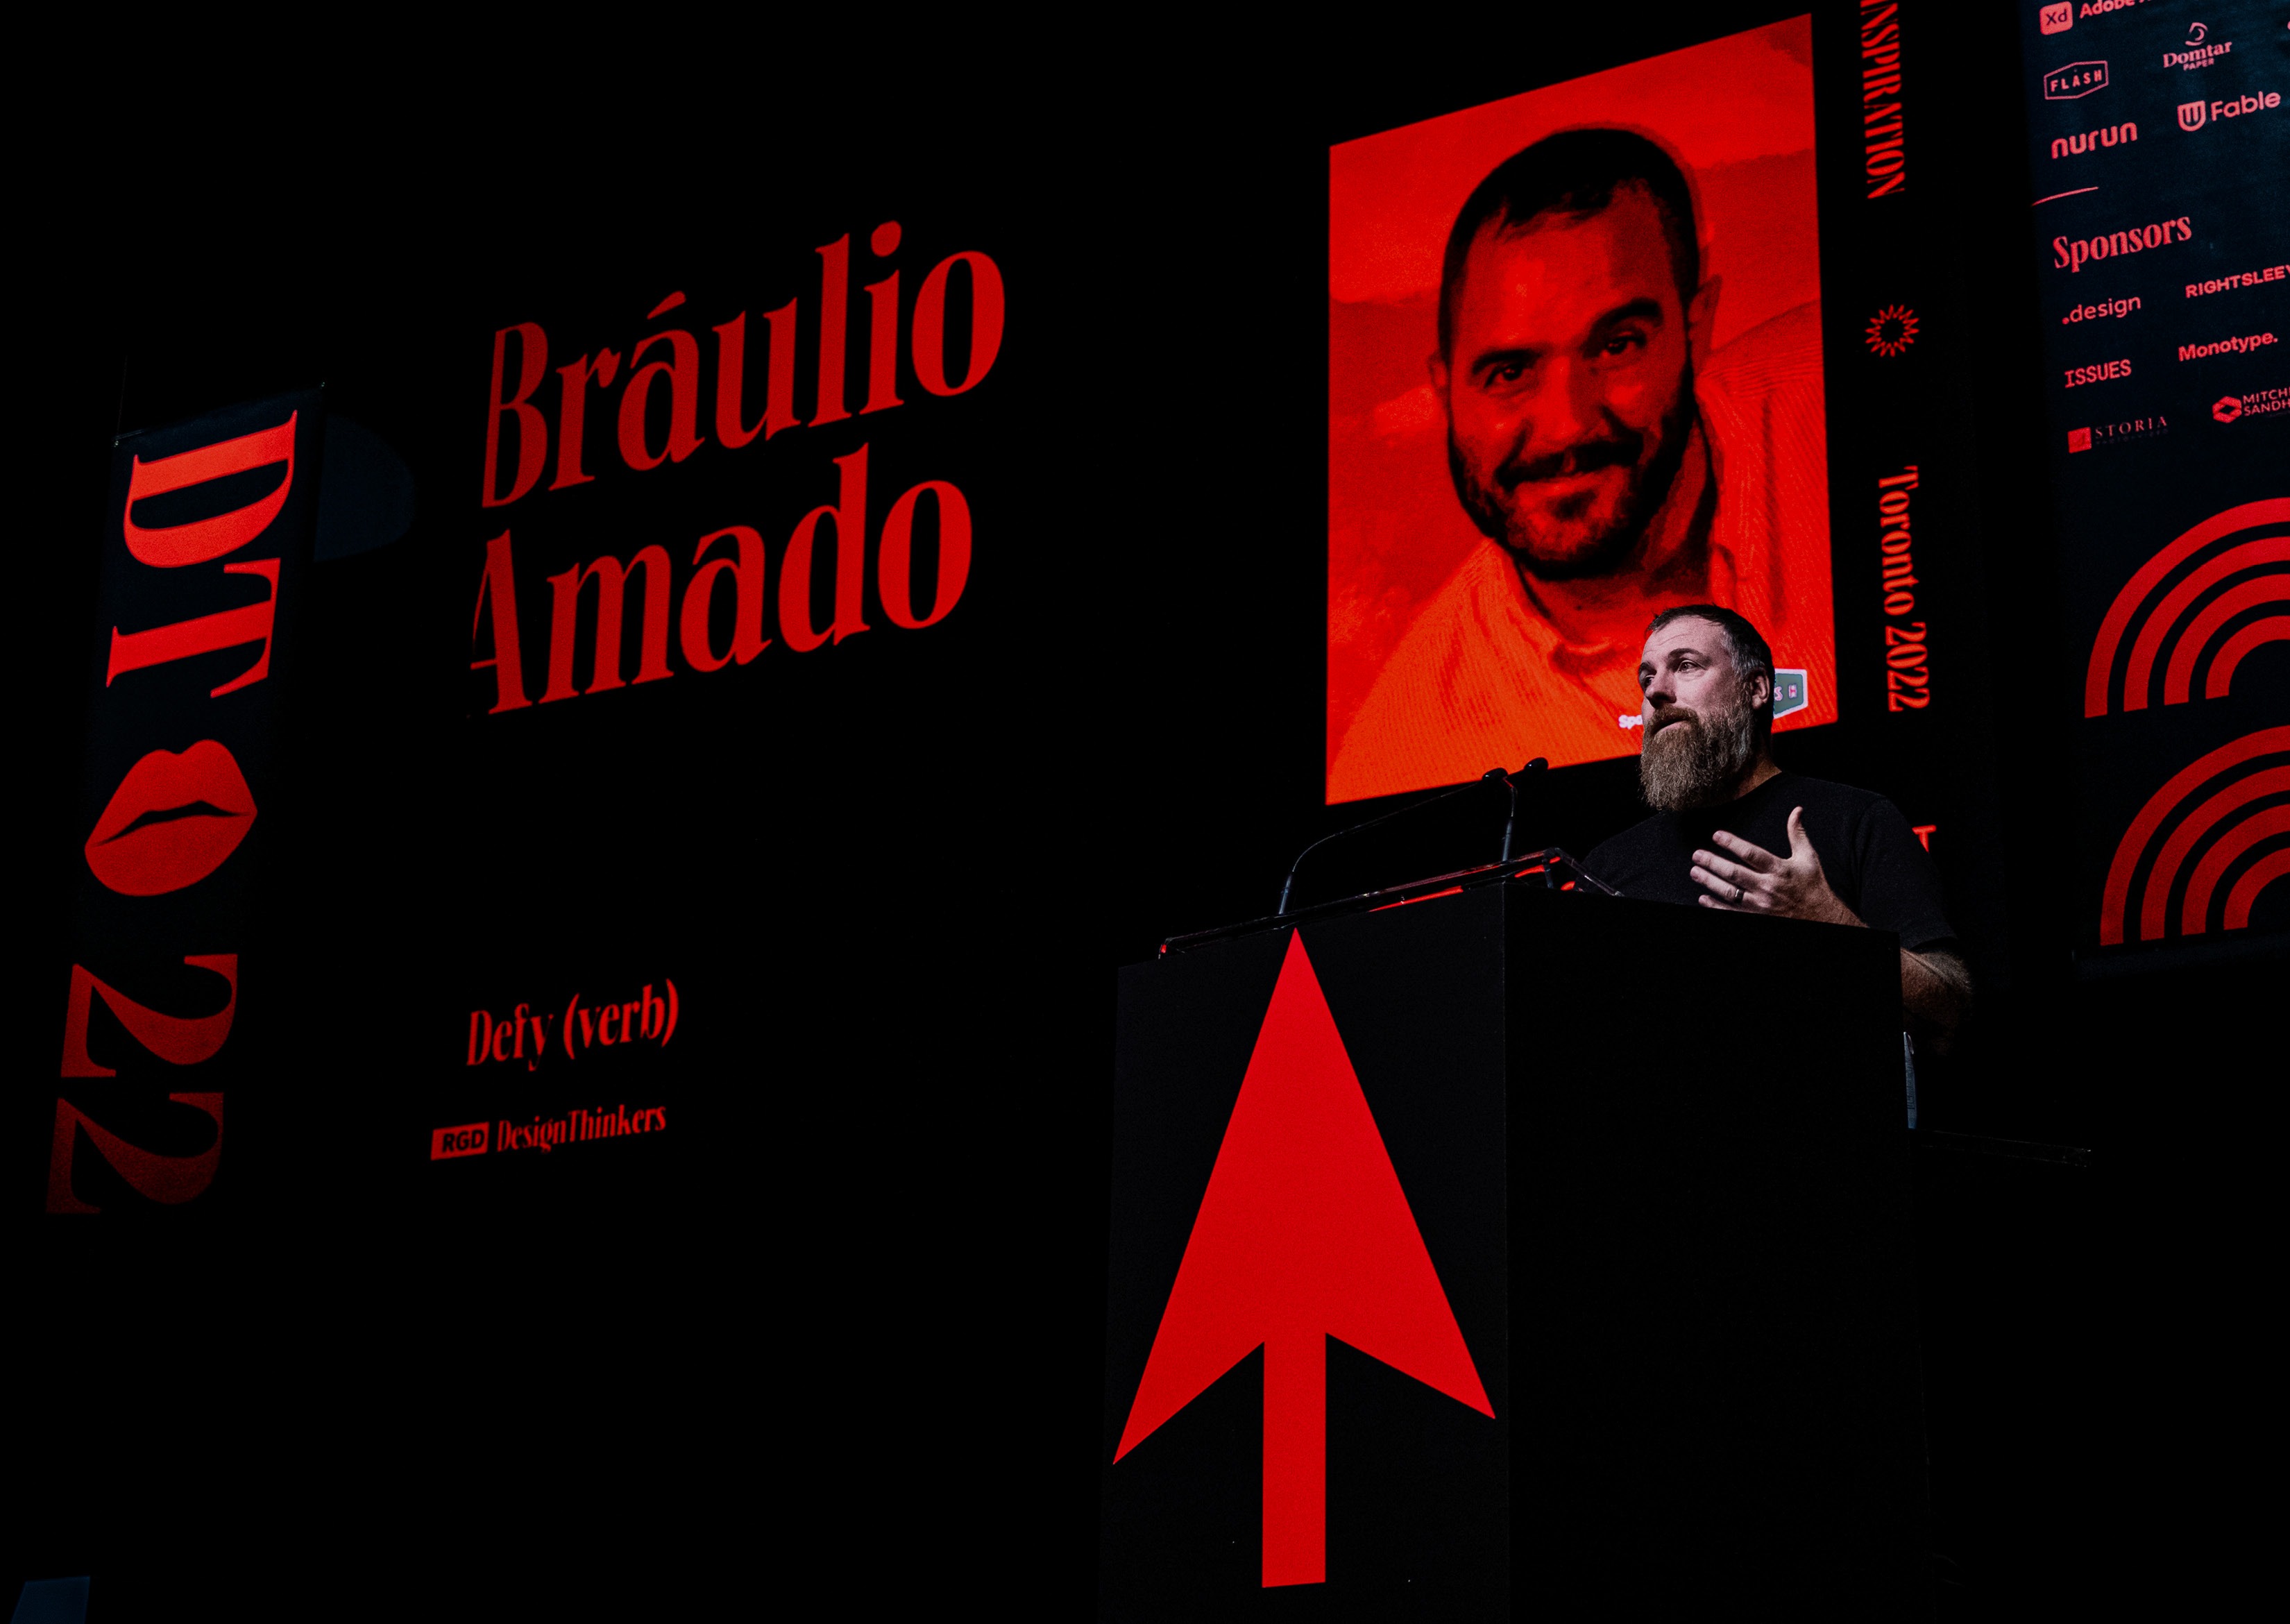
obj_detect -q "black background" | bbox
[11,8,2283,1619]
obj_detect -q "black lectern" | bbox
[1100,878,1927,1620]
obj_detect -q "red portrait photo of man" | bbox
[1328,17,1835,800]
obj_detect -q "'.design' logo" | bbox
[1865,305,1919,356]
[2044,60,2110,99]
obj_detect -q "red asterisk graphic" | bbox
[1865,304,1919,357]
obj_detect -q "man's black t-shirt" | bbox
[1584,771,1957,952]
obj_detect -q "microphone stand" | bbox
[1275,759,1547,915]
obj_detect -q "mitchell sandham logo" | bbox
[2213,387,2290,424]
[2180,92,2280,132]
[2044,61,2110,99]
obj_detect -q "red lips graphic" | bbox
[85,740,257,896]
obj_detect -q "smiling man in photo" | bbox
[1331,129,1831,796]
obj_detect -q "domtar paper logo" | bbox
[2180,101,2208,130]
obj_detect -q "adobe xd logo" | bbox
[1114,934,1493,1589]
[2039,1,2071,34]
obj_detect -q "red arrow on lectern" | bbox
[1114,932,1493,1588]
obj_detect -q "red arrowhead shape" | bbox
[1115,932,1493,1587]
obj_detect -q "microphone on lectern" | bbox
[1275,759,1548,916]
[1499,757,1548,862]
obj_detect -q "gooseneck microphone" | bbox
[1499,756,1548,862]
[1275,759,1547,915]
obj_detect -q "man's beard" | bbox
[1638,695,1757,812]
[1450,366,1697,582]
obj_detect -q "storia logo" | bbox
[2068,414,2169,452]
[2178,92,2280,132]
[2044,61,2109,99]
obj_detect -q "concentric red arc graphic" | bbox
[2085,498,2290,716]
[2102,727,2290,945]
[1115,932,1492,1589]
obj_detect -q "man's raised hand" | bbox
[1688,806,1863,927]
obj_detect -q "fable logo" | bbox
[2178,92,2280,132]
[2068,415,2169,452]
[2044,61,2109,99]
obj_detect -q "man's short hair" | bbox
[1647,604,1775,734]
[1439,128,1702,360]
